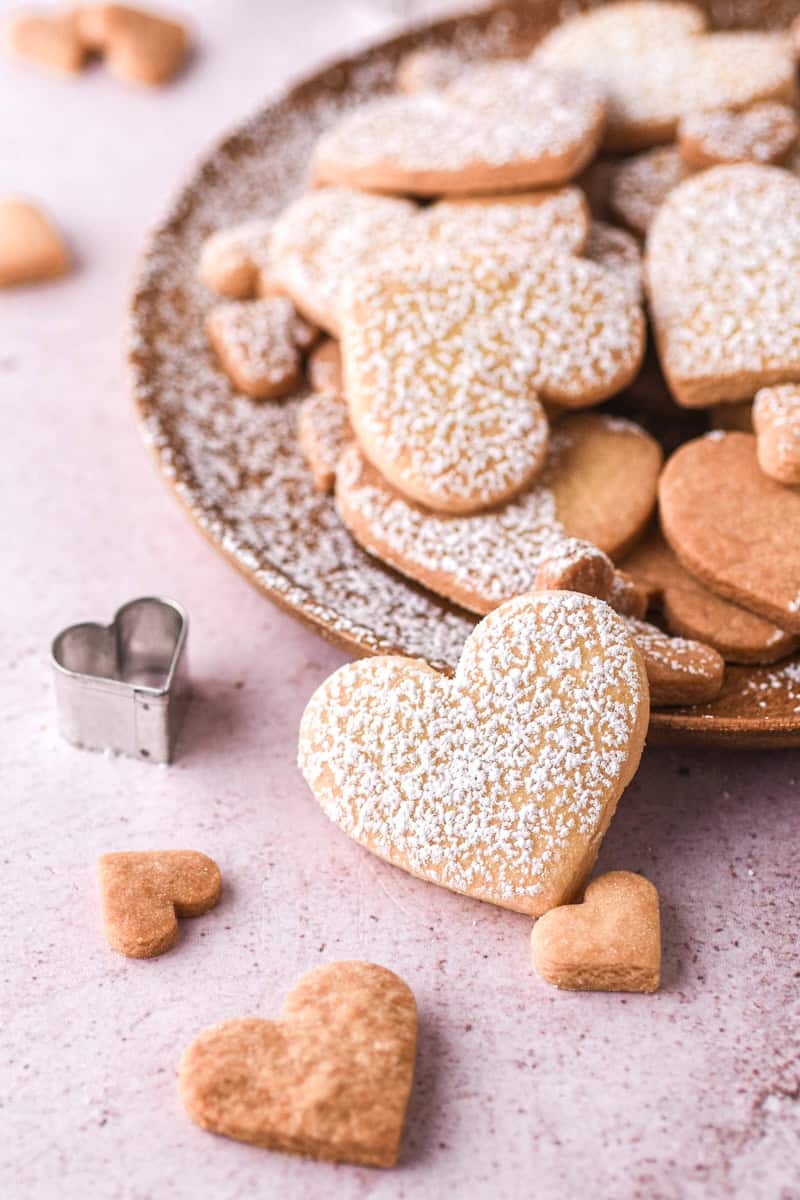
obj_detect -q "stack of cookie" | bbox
[198,0,800,709]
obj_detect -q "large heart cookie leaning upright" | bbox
[179,961,416,1167]
[659,432,800,633]
[341,252,644,513]
[647,165,800,407]
[299,591,649,916]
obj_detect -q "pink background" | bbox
[3,3,798,1197]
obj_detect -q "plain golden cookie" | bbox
[179,961,416,1167]
[76,4,188,85]
[659,432,800,633]
[531,870,661,993]
[199,220,274,299]
[753,384,800,485]
[622,525,798,664]
[7,9,86,73]
[98,849,221,958]
[0,197,69,287]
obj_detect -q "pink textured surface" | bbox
[2,3,798,1197]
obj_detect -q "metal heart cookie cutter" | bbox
[51,597,190,763]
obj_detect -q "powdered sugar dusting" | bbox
[298,591,646,910]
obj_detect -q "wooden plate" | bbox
[129,0,800,748]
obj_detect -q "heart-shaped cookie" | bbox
[98,850,221,958]
[753,384,800,485]
[0,197,70,288]
[179,961,416,1167]
[206,296,315,400]
[534,4,795,150]
[647,165,800,407]
[199,220,274,299]
[313,62,606,195]
[659,432,800,632]
[299,591,649,916]
[76,5,189,86]
[8,10,86,73]
[531,870,661,992]
[336,413,661,614]
[342,251,644,513]
[622,525,798,664]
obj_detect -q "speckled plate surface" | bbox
[129,0,800,748]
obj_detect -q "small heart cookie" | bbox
[206,296,315,400]
[300,590,649,916]
[199,220,274,299]
[608,145,687,237]
[8,10,86,73]
[342,251,643,513]
[0,197,69,287]
[622,525,798,665]
[647,165,800,407]
[753,384,800,486]
[534,4,795,150]
[659,432,800,633]
[678,102,799,170]
[179,961,416,1167]
[531,870,661,993]
[336,414,661,614]
[76,4,189,86]
[98,850,221,958]
[313,62,606,195]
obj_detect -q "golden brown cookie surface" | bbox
[98,850,221,958]
[531,870,661,993]
[753,384,800,485]
[659,432,800,633]
[8,9,86,73]
[0,197,69,287]
[179,961,416,1167]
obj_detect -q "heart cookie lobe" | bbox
[659,432,800,633]
[531,870,661,993]
[98,850,221,958]
[299,591,649,916]
[178,961,417,1167]
[753,384,800,486]
[647,165,800,407]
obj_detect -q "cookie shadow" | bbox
[173,679,250,763]
[399,1007,448,1168]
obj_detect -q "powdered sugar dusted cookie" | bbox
[336,414,661,613]
[753,384,800,485]
[206,296,315,400]
[533,538,724,704]
[199,220,274,299]
[531,870,661,993]
[269,188,417,335]
[534,5,795,151]
[396,44,469,93]
[341,250,643,513]
[8,9,87,73]
[583,220,643,304]
[678,102,799,170]
[313,63,606,195]
[299,590,649,916]
[608,146,687,236]
[0,197,69,287]
[622,525,797,664]
[179,961,416,1167]
[647,165,800,407]
[299,391,353,493]
[659,432,800,633]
